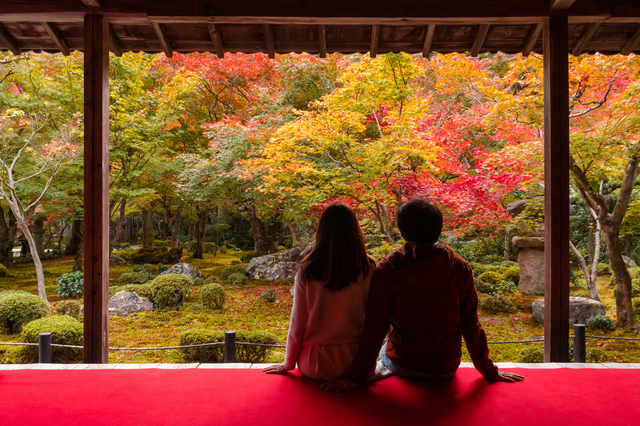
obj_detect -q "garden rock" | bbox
[531,297,606,325]
[158,262,202,280]
[622,255,638,268]
[108,291,153,317]
[513,236,545,294]
[247,243,313,280]
[109,254,126,266]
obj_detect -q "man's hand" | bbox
[263,364,290,374]
[490,369,524,383]
[320,377,360,392]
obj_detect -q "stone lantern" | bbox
[30,214,47,254]
[512,236,544,294]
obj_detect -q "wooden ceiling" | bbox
[2,1,640,57]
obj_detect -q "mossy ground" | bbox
[1,254,639,364]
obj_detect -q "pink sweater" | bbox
[284,267,375,370]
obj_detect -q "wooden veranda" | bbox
[0,0,638,364]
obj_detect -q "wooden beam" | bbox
[0,23,20,55]
[470,24,490,57]
[108,23,123,57]
[42,22,70,56]
[82,0,101,6]
[263,24,275,58]
[622,26,640,56]
[83,13,109,364]
[370,24,380,58]
[550,0,577,10]
[319,24,326,58]
[523,22,543,56]
[207,23,225,59]
[543,16,570,363]
[152,22,172,58]
[572,22,600,56]
[422,24,436,58]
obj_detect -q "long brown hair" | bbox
[300,202,373,291]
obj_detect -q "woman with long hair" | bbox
[263,202,378,381]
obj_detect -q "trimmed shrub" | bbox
[486,265,507,274]
[235,331,277,363]
[0,290,32,299]
[180,329,224,362]
[585,315,615,330]
[517,346,544,363]
[113,242,131,250]
[501,260,518,268]
[201,284,225,309]
[478,294,517,314]
[139,263,159,276]
[54,300,82,320]
[503,266,520,284]
[0,263,7,277]
[230,260,242,265]
[218,246,227,255]
[118,271,151,284]
[204,275,222,285]
[192,278,204,287]
[240,251,259,264]
[158,263,169,274]
[477,270,504,285]
[475,279,517,296]
[0,293,49,333]
[228,272,247,286]
[21,315,83,363]
[56,271,84,298]
[150,274,192,310]
[221,264,246,280]
[203,242,217,254]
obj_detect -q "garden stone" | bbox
[513,236,545,294]
[247,243,314,280]
[531,297,606,325]
[622,255,638,268]
[158,262,202,280]
[109,254,126,266]
[108,291,153,317]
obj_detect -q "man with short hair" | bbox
[322,199,523,392]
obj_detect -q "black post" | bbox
[224,330,236,363]
[39,332,52,363]
[573,324,586,363]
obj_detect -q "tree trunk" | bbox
[192,208,208,259]
[57,221,68,256]
[569,240,601,301]
[162,197,172,240]
[270,216,283,253]
[603,225,636,327]
[171,205,181,247]
[246,204,269,255]
[141,208,155,248]
[14,215,48,302]
[0,205,17,267]
[286,220,297,248]
[73,239,83,272]
[113,198,126,244]
[64,219,83,256]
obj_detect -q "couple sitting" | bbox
[264,199,523,391]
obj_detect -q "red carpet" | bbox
[0,367,634,426]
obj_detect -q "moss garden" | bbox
[1,250,640,365]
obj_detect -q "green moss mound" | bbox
[21,315,83,363]
[0,263,7,277]
[150,274,192,310]
[0,293,49,333]
[221,264,246,280]
[118,271,152,284]
[228,272,247,286]
[478,294,517,314]
[201,284,225,309]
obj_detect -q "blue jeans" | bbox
[379,343,457,380]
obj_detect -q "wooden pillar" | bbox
[543,16,570,363]
[83,14,110,364]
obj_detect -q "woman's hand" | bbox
[263,364,290,374]
[490,369,524,383]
